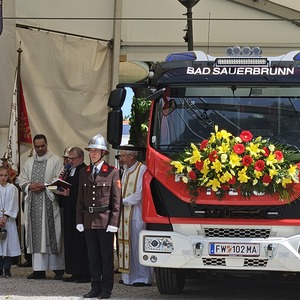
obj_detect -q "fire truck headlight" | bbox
[143,236,174,253]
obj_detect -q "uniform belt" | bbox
[88,206,109,213]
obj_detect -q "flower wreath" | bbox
[170,126,300,203]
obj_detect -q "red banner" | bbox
[19,80,32,145]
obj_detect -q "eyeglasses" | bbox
[68,156,79,161]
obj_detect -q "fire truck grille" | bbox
[191,205,285,219]
[244,259,268,267]
[202,257,226,266]
[202,257,268,267]
[204,227,271,238]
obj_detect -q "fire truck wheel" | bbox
[155,267,186,294]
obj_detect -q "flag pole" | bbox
[17,43,22,174]
[16,44,22,265]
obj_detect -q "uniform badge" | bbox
[117,179,121,189]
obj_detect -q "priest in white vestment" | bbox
[118,148,153,286]
[16,134,65,279]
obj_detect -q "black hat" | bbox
[115,151,121,159]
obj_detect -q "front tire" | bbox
[155,267,186,294]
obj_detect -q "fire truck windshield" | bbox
[151,85,300,153]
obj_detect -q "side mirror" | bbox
[107,88,127,146]
[107,110,123,147]
[107,88,126,109]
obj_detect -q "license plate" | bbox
[209,242,260,257]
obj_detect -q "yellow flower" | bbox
[212,159,223,173]
[229,152,241,168]
[254,170,263,179]
[170,161,184,173]
[288,165,298,177]
[216,129,232,141]
[269,168,278,178]
[184,143,201,164]
[218,143,230,154]
[246,142,261,157]
[207,178,221,191]
[219,171,232,183]
[266,153,277,167]
[281,177,292,188]
[238,168,250,183]
[200,159,210,177]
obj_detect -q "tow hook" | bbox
[265,244,276,259]
[193,242,203,257]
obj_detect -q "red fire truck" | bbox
[107,46,300,294]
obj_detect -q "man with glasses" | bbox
[16,134,65,280]
[58,147,90,283]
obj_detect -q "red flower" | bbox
[240,130,253,142]
[228,176,236,185]
[254,160,265,171]
[263,147,270,157]
[86,166,91,172]
[189,170,197,180]
[200,140,208,150]
[233,143,245,154]
[209,150,218,162]
[274,150,283,161]
[242,155,253,167]
[195,160,204,170]
[262,175,272,184]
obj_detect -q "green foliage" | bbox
[128,96,151,147]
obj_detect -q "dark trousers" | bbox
[85,228,114,293]
[0,256,12,270]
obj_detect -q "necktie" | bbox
[93,166,98,180]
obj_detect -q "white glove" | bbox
[76,224,84,232]
[106,225,118,233]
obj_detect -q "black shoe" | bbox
[118,279,124,284]
[83,289,101,298]
[0,269,3,276]
[18,261,32,268]
[4,270,11,278]
[27,271,46,279]
[53,270,64,280]
[63,275,78,282]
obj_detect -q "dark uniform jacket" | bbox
[76,161,121,229]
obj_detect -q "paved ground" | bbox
[0,264,160,300]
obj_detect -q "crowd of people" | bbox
[0,132,153,299]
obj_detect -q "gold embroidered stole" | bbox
[118,162,143,273]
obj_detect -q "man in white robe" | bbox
[118,148,153,286]
[16,134,65,279]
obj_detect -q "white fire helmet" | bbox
[85,133,109,154]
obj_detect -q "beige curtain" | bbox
[16,28,111,165]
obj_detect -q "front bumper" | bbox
[139,228,300,272]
